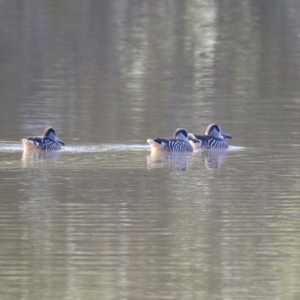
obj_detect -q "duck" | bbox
[147,128,199,152]
[22,127,65,150]
[189,123,231,150]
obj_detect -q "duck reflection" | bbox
[22,149,62,167]
[147,151,192,171]
[147,147,230,171]
[197,149,228,170]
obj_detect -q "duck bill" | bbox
[221,132,232,139]
[188,134,200,143]
[55,136,65,146]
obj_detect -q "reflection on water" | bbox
[16,143,240,171]
[21,149,62,168]
[147,151,193,171]
[22,149,62,160]
[2,146,300,300]
[147,148,233,171]
[146,145,244,171]
[197,148,229,170]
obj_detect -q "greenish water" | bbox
[1,1,300,299]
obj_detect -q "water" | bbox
[1,1,300,299]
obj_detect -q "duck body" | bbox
[22,127,65,150]
[147,128,199,152]
[190,134,229,149]
[189,124,232,150]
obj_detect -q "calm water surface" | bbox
[1,1,300,299]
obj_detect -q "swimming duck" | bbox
[147,128,199,152]
[22,127,65,150]
[189,123,231,150]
